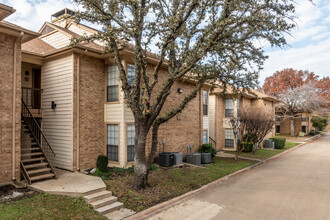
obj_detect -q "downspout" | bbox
[12,32,24,180]
[76,50,88,171]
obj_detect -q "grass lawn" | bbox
[227,142,301,160]
[104,157,255,212]
[0,194,106,220]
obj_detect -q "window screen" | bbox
[225,129,234,147]
[203,130,208,144]
[127,124,135,162]
[107,124,119,161]
[225,99,234,117]
[203,90,208,115]
[107,66,119,102]
[127,64,135,85]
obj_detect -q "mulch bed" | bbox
[0,184,38,204]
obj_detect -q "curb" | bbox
[125,134,324,220]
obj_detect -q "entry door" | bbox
[32,69,41,109]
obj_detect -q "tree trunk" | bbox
[133,126,150,190]
[290,116,295,136]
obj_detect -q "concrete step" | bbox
[90,196,117,209]
[95,202,124,215]
[83,190,112,203]
[104,208,136,220]
[83,187,107,196]
[30,173,54,181]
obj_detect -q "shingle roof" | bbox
[22,37,55,55]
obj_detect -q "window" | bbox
[203,130,208,144]
[107,66,119,102]
[236,99,240,117]
[302,126,306,133]
[127,64,135,85]
[225,129,234,148]
[203,90,208,115]
[276,116,281,122]
[127,124,135,162]
[302,116,307,122]
[237,132,240,148]
[225,99,234,117]
[107,124,119,161]
[276,125,280,133]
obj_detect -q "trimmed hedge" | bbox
[96,155,109,172]
[308,131,320,136]
[240,142,253,152]
[270,137,286,149]
[199,143,217,157]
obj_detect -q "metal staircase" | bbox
[21,100,56,184]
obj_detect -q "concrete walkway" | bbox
[29,169,135,219]
[148,133,330,220]
[216,151,262,162]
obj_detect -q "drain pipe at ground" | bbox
[12,32,24,181]
[76,50,88,171]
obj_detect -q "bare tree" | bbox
[71,0,295,189]
[230,108,275,160]
[277,83,322,136]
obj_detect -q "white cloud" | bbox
[260,38,330,82]
[1,0,75,31]
[260,0,330,84]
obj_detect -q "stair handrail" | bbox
[21,99,56,164]
[209,136,216,149]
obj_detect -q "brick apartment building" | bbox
[0,5,278,185]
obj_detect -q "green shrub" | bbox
[270,137,286,149]
[308,131,320,136]
[242,133,258,142]
[149,164,159,171]
[113,165,134,174]
[240,142,253,152]
[199,143,217,157]
[96,155,109,172]
[311,116,328,131]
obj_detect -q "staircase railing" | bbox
[21,99,56,166]
[209,136,216,150]
[22,87,42,111]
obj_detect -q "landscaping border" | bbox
[126,133,324,220]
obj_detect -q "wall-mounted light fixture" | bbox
[25,71,29,76]
[178,88,184,93]
[51,101,57,109]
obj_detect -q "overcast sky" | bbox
[1,0,329,85]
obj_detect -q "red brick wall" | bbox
[73,54,105,170]
[0,33,21,183]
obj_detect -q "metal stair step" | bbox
[27,168,51,175]
[83,191,112,203]
[22,157,45,163]
[22,152,43,157]
[21,147,40,152]
[95,202,124,215]
[90,196,117,209]
[30,173,55,181]
[24,162,48,169]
